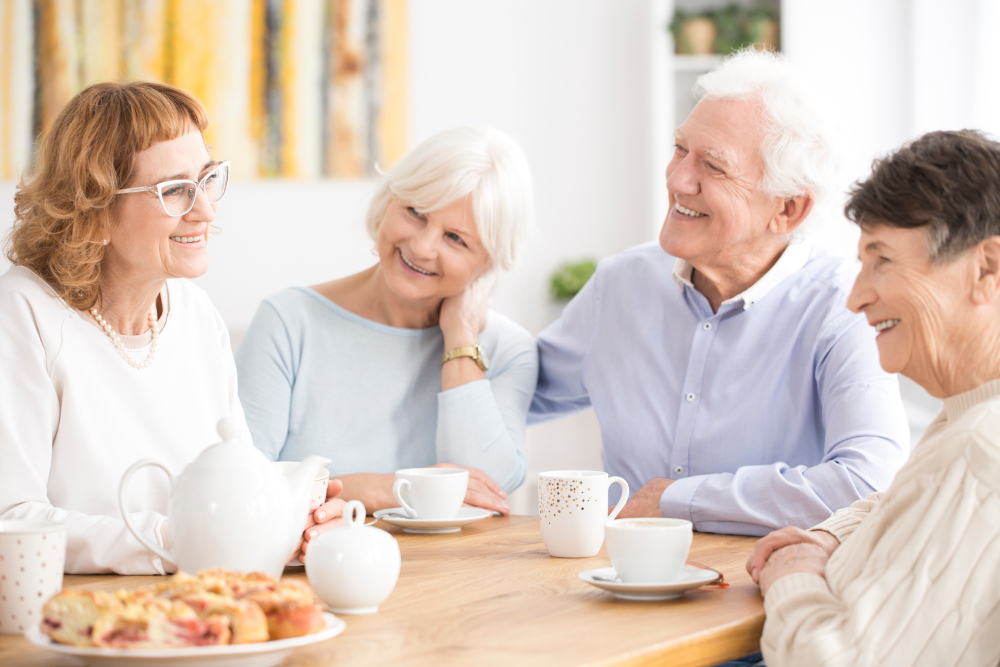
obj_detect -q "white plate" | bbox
[579,566,721,601]
[373,507,492,533]
[23,612,346,667]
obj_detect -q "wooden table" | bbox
[0,516,763,667]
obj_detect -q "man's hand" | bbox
[746,526,839,584]
[757,542,830,596]
[614,478,674,518]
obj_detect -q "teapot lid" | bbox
[189,417,271,469]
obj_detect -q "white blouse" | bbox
[0,266,246,574]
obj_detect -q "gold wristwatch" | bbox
[441,344,490,371]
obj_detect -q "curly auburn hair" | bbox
[4,81,209,309]
[845,130,1000,263]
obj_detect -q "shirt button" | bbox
[674,466,684,474]
[686,393,695,401]
[702,322,712,330]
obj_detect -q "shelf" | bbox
[673,54,724,72]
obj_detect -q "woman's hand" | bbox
[292,479,347,563]
[439,280,491,350]
[431,463,510,515]
[757,543,830,597]
[746,526,840,584]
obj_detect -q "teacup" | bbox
[538,470,629,558]
[604,518,693,583]
[306,500,401,614]
[274,461,330,507]
[392,468,468,520]
[0,520,66,635]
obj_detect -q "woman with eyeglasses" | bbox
[235,127,537,553]
[0,82,329,574]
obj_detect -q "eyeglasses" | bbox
[115,161,230,217]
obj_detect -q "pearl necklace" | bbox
[90,304,159,370]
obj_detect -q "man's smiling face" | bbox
[660,97,783,267]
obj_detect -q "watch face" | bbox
[478,345,490,371]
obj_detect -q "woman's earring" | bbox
[103,239,109,245]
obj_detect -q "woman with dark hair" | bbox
[746,130,1000,665]
[0,82,346,574]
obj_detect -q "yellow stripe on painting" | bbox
[80,0,122,87]
[380,0,407,168]
[122,0,168,82]
[37,0,81,134]
[1,0,13,179]
[279,0,299,178]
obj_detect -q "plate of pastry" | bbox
[25,568,346,667]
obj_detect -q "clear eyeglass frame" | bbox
[115,160,230,217]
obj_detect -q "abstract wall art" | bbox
[0,0,408,180]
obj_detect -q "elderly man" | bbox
[529,50,909,536]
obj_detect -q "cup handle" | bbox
[118,459,177,566]
[392,479,417,518]
[607,476,630,521]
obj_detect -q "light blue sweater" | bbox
[235,287,537,492]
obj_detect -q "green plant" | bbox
[712,4,745,55]
[550,260,597,301]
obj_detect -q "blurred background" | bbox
[2,0,997,514]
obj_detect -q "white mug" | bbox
[539,470,629,558]
[274,461,330,507]
[0,520,66,635]
[605,518,693,583]
[392,468,468,520]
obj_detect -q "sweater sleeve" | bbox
[235,300,297,461]
[809,492,883,544]
[761,433,1000,667]
[436,320,538,493]
[0,287,171,574]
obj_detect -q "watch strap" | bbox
[442,345,485,371]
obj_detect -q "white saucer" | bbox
[24,612,346,667]
[373,507,492,533]
[579,566,721,601]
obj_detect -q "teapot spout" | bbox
[286,455,333,512]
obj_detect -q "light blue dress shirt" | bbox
[236,287,537,493]
[530,240,909,535]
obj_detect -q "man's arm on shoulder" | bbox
[657,317,909,535]
[529,266,602,423]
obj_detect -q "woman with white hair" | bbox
[236,127,537,544]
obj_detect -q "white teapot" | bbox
[306,500,401,614]
[119,417,331,579]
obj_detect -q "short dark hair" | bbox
[845,130,1000,262]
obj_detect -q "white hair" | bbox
[365,127,535,289]
[695,49,839,216]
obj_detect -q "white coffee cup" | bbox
[538,470,629,558]
[0,520,67,635]
[274,461,330,507]
[605,518,693,583]
[392,468,468,520]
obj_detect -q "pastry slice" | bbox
[41,590,122,647]
[91,597,231,648]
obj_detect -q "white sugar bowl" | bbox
[306,500,401,614]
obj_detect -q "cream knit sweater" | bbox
[762,377,1000,666]
[0,267,245,575]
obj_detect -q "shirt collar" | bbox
[671,240,812,310]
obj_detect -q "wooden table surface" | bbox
[0,516,763,667]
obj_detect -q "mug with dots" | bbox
[538,470,628,558]
[0,520,66,635]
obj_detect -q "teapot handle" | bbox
[119,459,177,566]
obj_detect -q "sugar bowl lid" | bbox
[316,500,398,547]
